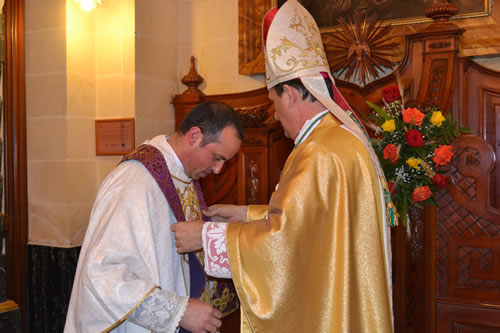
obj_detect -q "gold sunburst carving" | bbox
[324,11,399,86]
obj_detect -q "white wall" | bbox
[176,0,265,95]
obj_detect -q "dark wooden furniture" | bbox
[426,58,500,333]
[432,133,500,333]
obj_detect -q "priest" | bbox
[65,101,242,333]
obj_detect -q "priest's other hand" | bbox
[171,220,204,253]
[203,204,248,222]
[180,298,222,333]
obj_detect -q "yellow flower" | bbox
[406,157,422,169]
[431,111,446,127]
[381,119,396,132]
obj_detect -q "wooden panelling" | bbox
[434,133,500,331]
[457,58,500,209]
[448,236,500,301]
[437,302,500,333]
[200,157,239,206]
[483,91,500,208]
[238,145,268,205]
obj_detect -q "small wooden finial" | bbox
[424,0,459,23]
[181,56,204,96]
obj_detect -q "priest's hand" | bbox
[171,220,204,253]
[179,298,222,333]
[203,204,248,222]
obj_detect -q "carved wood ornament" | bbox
[324,11,399,85]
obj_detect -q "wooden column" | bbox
[4,0,28,331]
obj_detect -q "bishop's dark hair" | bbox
[272,75,334,102]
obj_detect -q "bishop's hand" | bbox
[203,204,248,222]
[171,220,204,253]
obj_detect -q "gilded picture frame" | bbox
[238,0,497,75]
[291,0,491,30]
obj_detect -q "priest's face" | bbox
[187,126,241,180]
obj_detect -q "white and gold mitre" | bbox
[262,0,360,136]
[262,0,330,89]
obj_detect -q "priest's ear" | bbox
[185,126,204,147]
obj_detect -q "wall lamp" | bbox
[75,0,102,11]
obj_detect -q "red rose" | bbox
[383,144,399,163]
[404,129,425,147]
[382,85,401,103]
[432,174,449,189]
[412,186,432,202]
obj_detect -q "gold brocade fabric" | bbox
[177,183,237,315]
[247,205,269,221]
[226,114,393,332]
[178,184,202,222]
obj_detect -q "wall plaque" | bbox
[95,118,135,155]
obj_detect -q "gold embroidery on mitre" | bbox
[265,6,329,86]
[270,13,328,72]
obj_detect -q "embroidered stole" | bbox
[121,144,238,324]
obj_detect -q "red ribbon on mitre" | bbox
[262,7,278,46]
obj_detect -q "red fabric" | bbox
[321,72,370,134]
[331,83,351,112]
[318,72,350,111]
[263,7,278,47]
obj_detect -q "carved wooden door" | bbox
[428,58,500,332]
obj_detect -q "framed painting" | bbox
[287,0,491,30]
[239,0,498,75]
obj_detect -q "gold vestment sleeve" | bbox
[247,205,268,221]
[226,115,393,332]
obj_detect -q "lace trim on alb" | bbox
[127,287,189,332]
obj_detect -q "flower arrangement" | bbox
[367,85,470,226]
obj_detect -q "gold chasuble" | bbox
[226,114,393,332]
